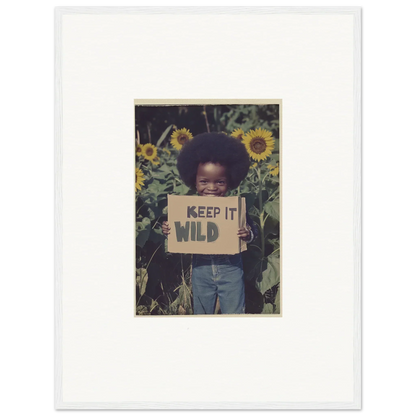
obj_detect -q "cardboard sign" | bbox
[167,195,247,255]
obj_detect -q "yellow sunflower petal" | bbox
[142,143,158,161]
[231,128,245,141]
[136,144,144,156]
[151,156,160,166]
[243,128,274,161]
[135,168,145,192]
[268,163,279,176]
[170,128,193,150]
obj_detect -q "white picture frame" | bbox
[55,6,361,409]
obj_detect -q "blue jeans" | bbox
[191,254,245,315]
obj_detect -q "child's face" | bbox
[196,162,228,197]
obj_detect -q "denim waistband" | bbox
[193,253,241,260]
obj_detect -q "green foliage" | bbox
[136,104,280,315]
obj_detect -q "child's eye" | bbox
[217,181,225,185]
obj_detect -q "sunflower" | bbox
[231,128,244,141]
[162,148,171,156]
[142,143,157,161]
[151,156,160,166]
[170,128,193,150]
[243,128,274,161]
[136,144,143,157]
[249,162,258,170]
[135,168,145,192]
[267,163,279,176]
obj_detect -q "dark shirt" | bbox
[246,212,258,242]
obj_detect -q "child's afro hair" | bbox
[177,132,250,190]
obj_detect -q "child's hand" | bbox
[162,221,170,236]
[237,227,251,241]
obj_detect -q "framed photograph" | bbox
[55,7,361,409]
[134,101,281,316]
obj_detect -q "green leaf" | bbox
[262,303,274,314]
[158,164,174,173]
[256,190,269,209]
[256,252,280,294]
[264,200,279,221]
[266,176,280,185]
[264,214,279,239]
[174,184,191,195]
[156,124,173,147]
[136,268,148,296]
[242,245,265,282]
[151,170,170,181]
[274,287,281,314]
[145,181,168,197]
[266,236,280,252]
[136,217,151,247]
[149,227,166,244]
[171,166,179,176]
[238,181,251,194]
[273,138,279,151]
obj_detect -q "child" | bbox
[162,132,257,315]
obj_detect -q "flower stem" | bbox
[145,243,162,273]
[256,166,265,257]
[203,106,210,132]
[147,122,152,142]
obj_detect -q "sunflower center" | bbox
[250,137,267,154]
[145,148,154,156]
[178,134,188,144]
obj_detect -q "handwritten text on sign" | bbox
[175,205,237,242]
[167,195,246,255]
